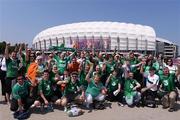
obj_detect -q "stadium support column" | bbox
[92,35,94,51]
[145,39,147,55]
[155,41,157,57]
[173,45,176,58]
[63,37,65,45]
[84,35,87,50]
[56,37,58,46]
[39,41,41,50]
[136,38,138,52]
[49,38,52,47]
[36,42,38,50]
[100,35,103,51]
[127,37,129,51]
[117,37,120,52]
[44,39,46,51]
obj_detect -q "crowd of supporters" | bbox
[0,43,180,118]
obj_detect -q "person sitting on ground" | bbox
[85,64,107,109]
[10,74,34,113]
[60,72,85,112]
[32,70,61,111]
[141,67,159,108]
[105,69,124,106]
[124,71,141,107]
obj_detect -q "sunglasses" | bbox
[72,76,77,78]
[17,77,23,80]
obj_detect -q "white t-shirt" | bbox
[166,65,177,74]
[1,57,7,71]
[146,74,159,91]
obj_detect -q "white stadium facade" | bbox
[33,21,178,58]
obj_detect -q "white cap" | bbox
[36,55,43,60]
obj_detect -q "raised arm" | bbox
[105,73,112,87]
[85,64,94,83]
[18,43,23,56]
[25,44,30,62]
[5,43,10,59]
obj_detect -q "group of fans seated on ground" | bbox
[0,43,180,118]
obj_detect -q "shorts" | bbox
[38,95,58,103]
[65,92,81,103]
[5,77,16,94]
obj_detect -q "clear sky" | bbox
[0,0,180,49]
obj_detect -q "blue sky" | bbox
[0,0,180,49]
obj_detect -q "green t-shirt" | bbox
[49,71,58,83]
[6,58,19,78]
[159,74,176,92]
[143,65,150,77]
[130,58,139,73]
[79,70,88,89]
[107,76,120,92]
[38,79,53,97]
[64,79,81,96]
[54,55,70,74]
[86,79,104,98]
[106,61,116,74]
[124,78,138,96]
[12,81,31,100]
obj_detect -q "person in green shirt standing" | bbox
[10,74,34,112]
[159,67,178,112]
[54,51,75,75]
[5,43,21,105]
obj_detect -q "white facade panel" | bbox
[33,21,158,51]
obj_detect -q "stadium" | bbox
[33,21,178,58]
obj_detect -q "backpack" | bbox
[13,110,30,120]
[93,101,106,110]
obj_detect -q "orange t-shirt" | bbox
[67,62,80,74]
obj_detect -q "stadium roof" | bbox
[33,21,156,43]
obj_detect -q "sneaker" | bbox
[30,104,36,108]
[86,104,90,109]
[118,102,124,107]
[168,108,174,112]
[48,104,54,112]
[64,107,67,112]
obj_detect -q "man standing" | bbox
[5,43,20,105]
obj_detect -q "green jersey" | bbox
[160,74,176,92]
[64,79,81,96]
[130,58,139,73]
[12,81,31,100]
[49,71,59,83]
[106,61,116,74]
[124,78,138,96]
[79,70,88,89]
[38,79,53,97]
[107,76,120,92]
[54,55,70,74]
[6,58,19,78]
[86,79,104,98]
